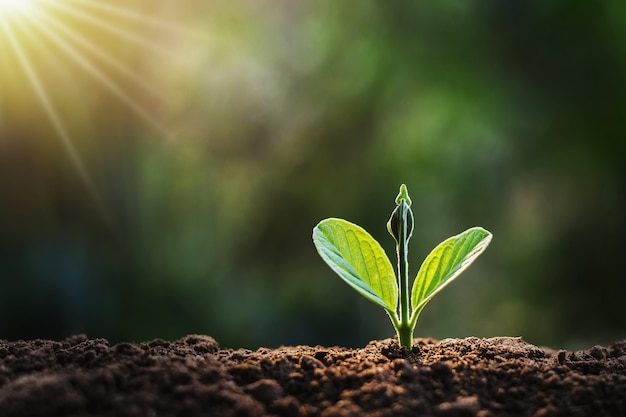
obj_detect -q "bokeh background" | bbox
[1,0,625,350]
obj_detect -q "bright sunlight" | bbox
[0,0,36,17]
[0,0,208,224]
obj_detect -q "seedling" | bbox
[312,184,492,349]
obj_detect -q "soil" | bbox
[0,335,624,417]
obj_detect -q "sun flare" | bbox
[0,0,37,17]
[1,0,208,224]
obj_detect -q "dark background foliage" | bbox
[1,0,624,349]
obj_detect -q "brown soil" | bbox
[0,335,624,417]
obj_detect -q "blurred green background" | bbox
[1,1,624,350]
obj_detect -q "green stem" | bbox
[397,322,413,349]
[397,201,412,349]
[388,184,415,349]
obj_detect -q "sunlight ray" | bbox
[63,0,210,41]
[30,5,164,100]
[41,0,188,61]
[0,0,36,18]
[22,12,164,132]
[0,15,110,222]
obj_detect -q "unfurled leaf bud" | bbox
[387,204,401,243]
[387,200,414,243]
[395,184,412,206]
[406,205,414,240]
[388,185,414,243]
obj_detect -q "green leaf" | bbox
[313,218,398,313]
[411,227,492,315]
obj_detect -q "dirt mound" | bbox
[0,335,624,416]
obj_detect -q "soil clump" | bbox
[0,335,624,416]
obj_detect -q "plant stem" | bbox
[397,322,413,349]
[397,200,412,349]
[388,185,415,349]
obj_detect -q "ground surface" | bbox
[0,335,624,417]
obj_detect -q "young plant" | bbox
[312,184,492,349]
